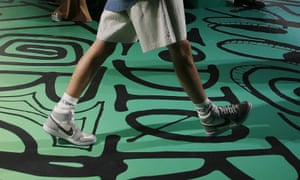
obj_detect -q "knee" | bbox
[168,40,192,58]
[93,39,116,57]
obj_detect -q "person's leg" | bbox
[51,0,92,22]
[168,40,252,136]
[51,0,69,21]
[128,0,252,136]
[167,40,207,104]
[43,39,117,145]
[68,0,92,22]
[46,3,138,145]
[66,39,116,98]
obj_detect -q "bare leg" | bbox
[168,40,207,104]
[66,39,116,98]
[69,0,92,22]
[52,0,92,22]
[52,0,69,19]
[43,39,116,145]
[168,40,252,137]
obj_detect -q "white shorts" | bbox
[97,0,187,52]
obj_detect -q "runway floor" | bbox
[0,0,299,179]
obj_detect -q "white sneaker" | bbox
[198,101,252,136]
[43,107,96,146]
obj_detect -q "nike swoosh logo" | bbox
[50,115,74,136]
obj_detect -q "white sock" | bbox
[57,93,79,110]
[195,98,211,109]
[195,98,213,117]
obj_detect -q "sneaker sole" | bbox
[43,122,96,146]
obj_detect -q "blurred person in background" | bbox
[51,0,92,22]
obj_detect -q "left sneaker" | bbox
[43,106,96,146]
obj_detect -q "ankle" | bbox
[57,93,78,110]
[195,99,213,116]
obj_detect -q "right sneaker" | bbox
[43,107,96,146]
[198,101,252,136]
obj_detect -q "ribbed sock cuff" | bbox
[195,98,211,109]
[195,98,214,119]
[57,93,79,109]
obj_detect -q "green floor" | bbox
[0,0,299,179]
